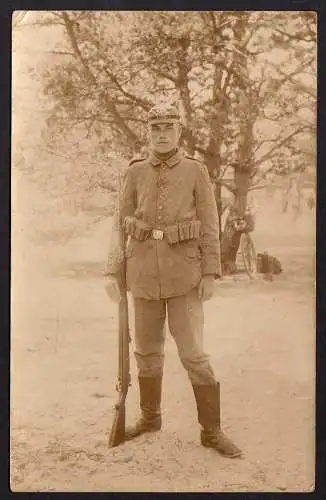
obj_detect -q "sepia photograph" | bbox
[11,10,316,492]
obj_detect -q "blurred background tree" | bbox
[12,11,316,261]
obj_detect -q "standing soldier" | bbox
[105,102,242,458]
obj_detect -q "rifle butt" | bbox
[108,402,126,448]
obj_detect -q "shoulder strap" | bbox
[129,156,146,166]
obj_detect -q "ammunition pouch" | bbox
[124,217,152,242]
[124,216,201,244]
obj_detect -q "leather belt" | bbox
[124,216,201,243]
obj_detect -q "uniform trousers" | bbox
[132,287,217,386]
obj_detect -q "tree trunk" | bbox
[215,182,223,243]
[221,168,251,273]
[219,12,259,274]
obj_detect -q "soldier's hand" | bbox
[198,275,215,301]
[104,275,121,303]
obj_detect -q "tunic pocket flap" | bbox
[184,246,201,259]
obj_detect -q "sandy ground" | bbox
[10,192,315,492]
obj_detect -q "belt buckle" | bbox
[152,229,164,240]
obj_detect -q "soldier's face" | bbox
[148,122,182,154]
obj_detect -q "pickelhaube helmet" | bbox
[147,102,181,124]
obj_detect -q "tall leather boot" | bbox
[125,376,162,441]
[192,382,243,458]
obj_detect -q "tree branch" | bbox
[253,126,310,170]
[103,65,151,110]
[43,50,75,56]
[214,178,237,194]
[152,68,177,84]
[61,12,96,84]
[274,27,316,43]
[61,11,138,145]
[260,56,316,102]
[248,184,269,191]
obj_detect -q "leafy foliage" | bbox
[13,11,316,232]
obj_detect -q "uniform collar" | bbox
[149,148,183,168]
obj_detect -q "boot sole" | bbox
[201,441,243,458]
[124,427,161,441]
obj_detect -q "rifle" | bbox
[108,175,131,448]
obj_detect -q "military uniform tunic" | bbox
[106,149,222,300]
